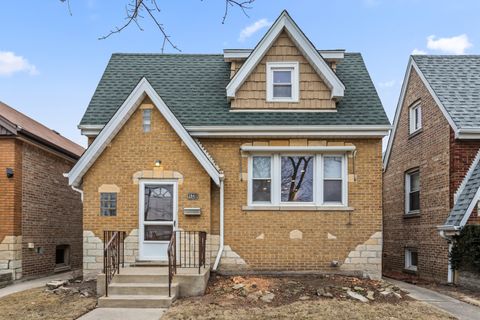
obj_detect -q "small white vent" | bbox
[183,207,201,216]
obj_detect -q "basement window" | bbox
[55,245,70,270]
[266,62,299,102]
[405,248,418,272]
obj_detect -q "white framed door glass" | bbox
[138,180,177,261]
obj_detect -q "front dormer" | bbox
[225,11,345,111]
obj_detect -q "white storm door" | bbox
[139,180,177,261]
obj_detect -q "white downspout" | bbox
[439,230,454,283]
[63,173,83,202]
[213,174,225,271]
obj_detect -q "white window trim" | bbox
[409,102,422,134]
[247,153,348,208]
[266,62,299,102]
[405,169,420,214]
[405,248,418,271]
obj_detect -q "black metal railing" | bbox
[103,230,126,297]
[167,230,207,297]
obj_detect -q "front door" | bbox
[139,180,177,261]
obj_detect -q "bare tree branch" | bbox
[60,0,256,53]
[222,0,255,24]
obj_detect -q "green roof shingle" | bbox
[80,53,390,127]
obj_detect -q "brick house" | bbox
[383,55,480,284]
[0,102,84,283]
[68,11,390,284]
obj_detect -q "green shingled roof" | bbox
[413,55,480,130]
[80,53,390,127]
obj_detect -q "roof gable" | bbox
[226,10,344,100]
[68,77,221,187]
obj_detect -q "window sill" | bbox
[54,265,71,273]
[242,205,354,212]
[404,211,421,219]
[403,268,418,274]
[408,129,423,139]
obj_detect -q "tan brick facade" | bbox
[230,30,335,110]
[81,99,383,278]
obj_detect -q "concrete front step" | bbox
[112,274,170,284]
[108,282,179,296]
[98,294,176,308]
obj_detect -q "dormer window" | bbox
[266,62,299,102]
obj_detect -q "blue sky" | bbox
[1,0,479,147]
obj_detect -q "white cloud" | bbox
[412,48,427,55]
[378,80,396,88]
[0,51,38,76]
[426,34,472,54]
[238,19,272,42]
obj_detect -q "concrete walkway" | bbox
[0,271,74,299]
[387,278,480,320]
[77,308,166,320]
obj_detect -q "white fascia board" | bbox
[457,128,480,139]
[223,49,344,61]
[455,148,480,202]
[383,58,459,170]
[68,78,221,187]
[226,11,344,100]
[459,187,480,228]
[241,145,356,152]
[187,125,391,138]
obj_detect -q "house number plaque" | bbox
[188,192,199,200]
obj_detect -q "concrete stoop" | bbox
[97,266,209,309]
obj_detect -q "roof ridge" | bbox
[454,147,480,202]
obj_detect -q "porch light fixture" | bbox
[6,168,13,178]
[154,160,161,167]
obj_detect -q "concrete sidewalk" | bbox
[387,278,480,320]
[0,271,74,299]
[77,308,166,320]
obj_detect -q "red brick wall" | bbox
[383,69,451,282]
[0,138,22,241]
[20,143,82,277]
[450,131,480,225]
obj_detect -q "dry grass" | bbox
[0,287,96,320]
[163,299,455,320]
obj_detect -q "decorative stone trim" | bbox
[132,169,184,184]
[83,229,138,280]
[0,235,22,280]
[340,231,382,279]
[98,184,120,193]
[206,235,247,269]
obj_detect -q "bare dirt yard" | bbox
[0,279,96,320]
[163,274,456,320]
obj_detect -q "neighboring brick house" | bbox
[383,55,480,284]
[68,11,390,280]
[0,102,84,283]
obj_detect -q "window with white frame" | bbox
[405,248,418,271]
[409,103,422,134]
[248,154,347,206]
[143,109,152,132]
[405,169,420,214]
[266,62,299,102]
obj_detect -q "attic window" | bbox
[266,62,299,102]
[143,109,152,132]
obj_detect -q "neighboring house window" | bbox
[409,103,422,134]
[405,248,418,271]
[248,154,347,206]
[143,109,151,132]
[266,62,299,102]
[405,169,420,214]
[100,192,117,216]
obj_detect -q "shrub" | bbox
[450,225,480,273]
